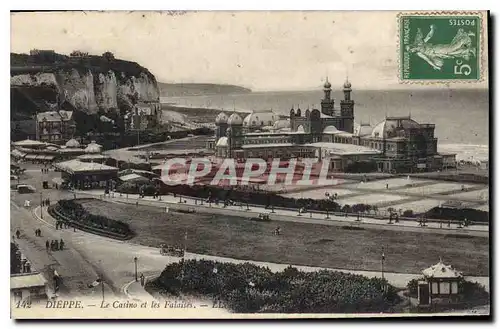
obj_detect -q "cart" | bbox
[159,244,185,257]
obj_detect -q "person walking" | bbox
[140,273,145,287]
[15,230,20,239]
[54,239,59,251]
[45,240,50,251]
[50,240,55,251]
[59,239,64,251]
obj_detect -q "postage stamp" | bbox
[399,12,483,82]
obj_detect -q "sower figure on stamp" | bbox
[406,25,476,71]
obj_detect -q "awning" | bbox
[24,154,55,161]
[11,149,27,158]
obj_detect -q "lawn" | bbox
[76,199,489,276]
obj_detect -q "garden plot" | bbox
[400,182,477,195]
[382,199,441,213]
[352,177,432,190]
[287,188,356,200]
[338,193,408,206]
[448,188,489,201]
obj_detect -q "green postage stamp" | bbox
[399,12,483,82]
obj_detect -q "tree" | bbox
[103,51,115,61]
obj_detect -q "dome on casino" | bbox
[227,113,243,126]
[216,137,228,147]
[215,112,228,124]
[85,141,103,154]
[371,117,421,139]
[272,119,290,130]
[65,138,80,148]
[323,125,339,134]
[344,79,352,89]
[353,123,372,137]
[243,111,278,128]
[323,78,331,89]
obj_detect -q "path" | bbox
[31,204,490,293]
[76,190,489,237]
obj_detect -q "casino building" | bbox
[210,79,456,173]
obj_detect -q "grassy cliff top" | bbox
[10,52,156,82]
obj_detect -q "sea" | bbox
[161,89,489,161]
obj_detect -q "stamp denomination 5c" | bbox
[399,12,483,82]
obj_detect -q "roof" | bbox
[118,169,159,177]
[422,261,462,279]
[11,273,47,290]
[65,138,80,148]
[216,137,228,147]
[24,154,55,160]
[57,147,85,154]
[243,111,278,128]
[323,125,339,134]
[215,112,229,124]
[119,173,150,182]
[354,123,373,137]
[241,143,294,149]
[84,142,103,154]
[272,119,290,130]
[305,142,382,155]
[36,111,73,122]
[371,117,421,139]
[11,149,27,158]
[77,154,109,160]
[227,113,243,126]
[54,159,118,174]
[13,139,46,147]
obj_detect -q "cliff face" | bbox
[11,70,159,115]
[10,53,160,116]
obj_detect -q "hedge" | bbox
[55,199,133,237]
[146,260,400,313]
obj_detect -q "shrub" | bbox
[147,260,400,313]
[55,199,133,237]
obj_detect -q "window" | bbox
[451,282,458,294]
[432,282,439,294]
[440,282,450,294]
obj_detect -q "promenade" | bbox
[75,190,488,237]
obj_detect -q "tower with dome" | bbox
[211,78,455,173]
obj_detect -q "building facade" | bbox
[36,110,76,144]
[211,79,455,173]
[124,101,162,131]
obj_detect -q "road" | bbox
[78,190,489,237]
[10,162,490,305]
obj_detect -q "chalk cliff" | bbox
[10,52,160,116]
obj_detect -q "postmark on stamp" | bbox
[399,12,483,82]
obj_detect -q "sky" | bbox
[10,11,489,91]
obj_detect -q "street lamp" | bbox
[134,257,138,282]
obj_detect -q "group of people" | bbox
[55,221,70,230]
[41,198,51,207]
[41,167,50,174]
[46,239,64,251]
[34,228,42,237]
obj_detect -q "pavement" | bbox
[10,163,491,308]
[76,190,489,237]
